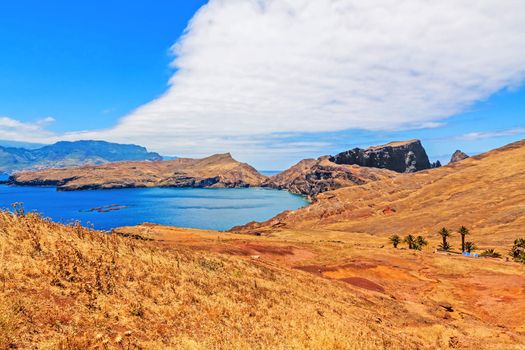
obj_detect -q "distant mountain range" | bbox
[0,140,163,173]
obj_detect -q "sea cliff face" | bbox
[329,139,431,173]
[8,153,266,191]
[262,157,397,197]
[263,139,431,197]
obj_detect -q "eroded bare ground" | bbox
[116,224,525,349]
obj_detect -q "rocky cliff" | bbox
[263,157,397,197]
[449,150,469,163]
[8,153,266,191]
[329,139,431,173]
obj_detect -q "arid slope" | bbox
[235,140,525,248]
[8,153,266,190]
[0,210,421,349]
[118,221,525,349]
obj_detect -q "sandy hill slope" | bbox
[117,218,525,349]
[8,153,266,190]
[234,140,525,248]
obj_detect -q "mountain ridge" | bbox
[8,153,267,190]
[0,140,163,173]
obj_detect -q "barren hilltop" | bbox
[8,153,266,190]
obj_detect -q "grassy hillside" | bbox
[0,209,416,349]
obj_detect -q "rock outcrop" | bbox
[449,150,469,164]
[329,140,431,173]
[263,157,397,197]
[9,153,266,191]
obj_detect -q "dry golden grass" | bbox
[0,208,422,349]
[120,223,525,350]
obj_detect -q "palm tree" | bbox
[389,235,401,248]
[464,241,476,253]
[510,238,525,264]
[415,236,428,251]
[458,226,470,252]
[438,227,451,251]
[404,235,416,250]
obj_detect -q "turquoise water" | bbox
[0,186,307,231]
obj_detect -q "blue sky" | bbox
[0,1,524,169]
[0,1,206,131]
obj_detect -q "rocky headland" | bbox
[263,139,433,197]
[329,139,431,172]
[262,156,397,197]
[8,153,266,191]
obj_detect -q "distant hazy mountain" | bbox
[0,140,47,149]
[0,140,162,173]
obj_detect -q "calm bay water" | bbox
[0,185,307,231]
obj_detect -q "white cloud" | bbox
[460,127,525,141]
[0,116,56,142]
[5,0,525,168]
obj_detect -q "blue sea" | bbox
[0,185,307,231]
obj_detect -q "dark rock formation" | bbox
[449,150,469,164]
[431,160,442,168]
[329,140,431,173]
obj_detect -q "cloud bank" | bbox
[7,0,525,167]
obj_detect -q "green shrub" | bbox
[479,249,501,258]
[510,238,525,263]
